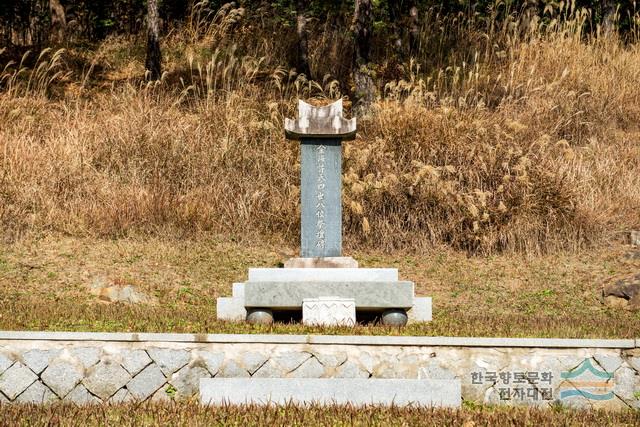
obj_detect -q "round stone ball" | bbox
[246,308,274,325]
[381,309,408,327]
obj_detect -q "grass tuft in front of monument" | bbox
[0,401,638,426]
[2,300,638,338]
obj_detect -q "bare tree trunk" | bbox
[602,0,617,34]
[145,0,162,80]
[31,0,50,47]
[49,0,66,43]
[296,0,311,79]
[352,0,375,115]
[408,5,419,56]
[353,0,372,65]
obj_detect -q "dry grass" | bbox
[0,401,638,426]
[0,236,638,337]
[0,4,639,254]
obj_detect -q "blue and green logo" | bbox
[559,359,614,401]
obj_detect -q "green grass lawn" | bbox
[1,235,639,338]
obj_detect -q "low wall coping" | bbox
[0,331,636,348]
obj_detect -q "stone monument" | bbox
[216,99,431,326]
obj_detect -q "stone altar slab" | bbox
[244,281,414,310]
[200,378,461,407]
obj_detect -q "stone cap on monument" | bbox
[284,99,356,140]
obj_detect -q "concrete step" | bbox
[244,281,414,310]
[200,378,461,407]
[248,268,398,282]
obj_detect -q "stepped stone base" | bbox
[216,262,432,324]
[200,378,461,407]
[245,281,414,310]
[284,257,358,268]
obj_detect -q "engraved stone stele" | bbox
[285,99,355,259]
[303,297,356,327]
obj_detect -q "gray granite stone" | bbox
[21,349,61,375]
[252,360,286,378]
[334,361,369,378]
[417,360,457,380]
[248,268,397,282]
[199,352,224,376]
[273,352,311,373]
[0,331,634,348]
[300,139,342,257]
[109,388,132,404]
[593,354,623,373]
[241,352,269,374]
[408,297,432,322]
[0,352,13,375]
[313,352,347,368]
[41,360,83,398]
[628,357,640,373]
[0,362,37,399]
[170,364,211,398]
[613,366,639,403]
[201,378,461,407]
[245,281,414,309]
[284,257,358,268]
[290,357,325,378]
[71,347,101,368]
[120,349,152,376]
[126,363,166,401]
[216,297,247,321]
[15,381,58,404]
[83,360,131,400]
[65,384,101,405]
[358,352,376,373]
[218,360,250,378]
[151,386,173,402]
[232,282,245,299]
[147,348,190,376]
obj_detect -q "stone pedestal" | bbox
[302,297,356,326]
[284,257,358,268]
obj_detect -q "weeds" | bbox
[0,4,639,254]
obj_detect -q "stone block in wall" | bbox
[41,359,83,398]
[0,362,37,400]
[126,363,166,401]
[83,360,131,400]
[15,381,58,404]
[147,348,190,376]
[289,357,325,378]
[120,349,152,376]
[65,384,101,405]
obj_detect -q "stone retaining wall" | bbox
[0,332,638,409]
